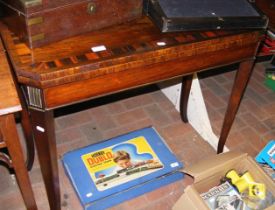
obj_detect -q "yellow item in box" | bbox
[226,170,266,200]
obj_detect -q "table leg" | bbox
[217,59,255,153]
[0,114,37,210]
[29,109,60,210]
[13,80,35,170]
[20,106,35,170]
[180,75,193,123]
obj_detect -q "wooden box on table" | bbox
[0,0,143,48]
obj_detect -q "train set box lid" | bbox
[62,127,184,210]
[143,0,268,32]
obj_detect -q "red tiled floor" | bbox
[0,61,274,210]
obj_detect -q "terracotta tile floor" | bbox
[0,60,274,210]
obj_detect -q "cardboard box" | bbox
[173,151,275,210]
[63,127,184,210]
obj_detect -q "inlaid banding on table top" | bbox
[11,30,240,71]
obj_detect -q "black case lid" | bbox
[144,0,268,32]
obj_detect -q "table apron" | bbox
[23,43,258,110]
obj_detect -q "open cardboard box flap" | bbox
[173,151,275,210]
[173,185,209,210]
[181,151,247,182]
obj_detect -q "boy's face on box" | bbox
[117,159,132,169]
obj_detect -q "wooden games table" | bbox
[0,17,263,210]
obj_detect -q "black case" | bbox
[143,0,268,32]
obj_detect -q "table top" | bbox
[1,17,262,87]
[0,37,21,115]
[0,17,263,109]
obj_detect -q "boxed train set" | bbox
[63,127,184,210]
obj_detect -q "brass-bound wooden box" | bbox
[0,0,143,48]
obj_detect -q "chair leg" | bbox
[0,114,37,210]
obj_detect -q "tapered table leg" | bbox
[13,83,36,170]
[180,75,193,123]
[0,114,37,210]
[29,109,60,210]
[217,59,255,153]
[20,106,35,170]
